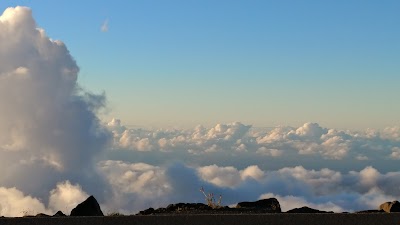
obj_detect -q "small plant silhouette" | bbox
[21,209,34,217]
[200,187,222,209]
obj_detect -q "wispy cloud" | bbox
[101,18,109,32]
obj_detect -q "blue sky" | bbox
[2,1,399,129]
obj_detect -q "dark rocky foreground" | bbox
[3,196,400,225]
[2,214,400,225]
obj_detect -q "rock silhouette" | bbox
[236,198,281,212]
[379,201,400,213]
[286,206,333,213]
[138,198,281,215]
[138,203,214,215]
[70,196,104,216]
[53,211,67,217]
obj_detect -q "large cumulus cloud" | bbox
[0,5,111,212]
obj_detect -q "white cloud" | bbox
[276,166,342,195]
[107,119,400,161]
[390,147,400,159]
[99,160,170,197]
[295,122,328,139]
[256,147,283,157]
[381,126,400,141]
[355,188,396,210]
[0,6,111,205]
[1,159,398,215]
[260,193,345,212]
[98,160,172,214]
[48,181,89,214]
[94,160,400,213]
[0,187,49,217]
[197,165,242,187]
[197,164,266,188]
[241,165,265,181]
[358,166,380,187]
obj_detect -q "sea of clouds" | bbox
[1,6,400,217]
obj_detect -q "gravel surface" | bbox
[1,214,400,225]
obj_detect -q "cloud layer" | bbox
[101,119,400,213]
[107,119,400,167]
[98,161,400,213]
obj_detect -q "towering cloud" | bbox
[0,6,111,204]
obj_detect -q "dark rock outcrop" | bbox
[356,210,385,213]
[53,211,67,217]
[138,203,213,215]
[379,201,400,213]
[138,207,156,215]
[166,203,212,211]
[236,198,281,212]
[70,196,104,216]
[137,198,282,215]
[286,206,333,213]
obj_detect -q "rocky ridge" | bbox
[13,195,400,217]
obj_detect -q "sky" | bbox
[0,1,400,217]
[1,0,399,129]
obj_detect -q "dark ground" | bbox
[2,214,400,225]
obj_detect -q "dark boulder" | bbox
[286,206,333,213]
[379,201,400,213]
[70,196,104,216]
[236,198,281,212]
[53,211,67,217]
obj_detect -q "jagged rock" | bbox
[236,198,281,212]
[53,211,67,217]
[70,196,104,216]
[286,206,333,213]
[379,201,400,213]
